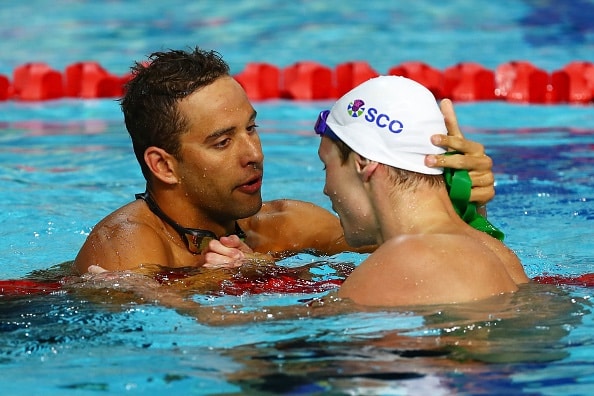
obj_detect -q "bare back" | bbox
[338,232,527,307]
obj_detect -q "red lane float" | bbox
[494,61,572,104]
[4,273,594,297]
[533,273,594,288]
[495,61,548,103]
[0,74,9,100]
[220,276,343,296]
[65,61,127,98]
[335,61,379,97]
[1,60,594,103]
[559,61,594,103]
[444,62,496,101]
[388,61,444,99]
[0,274,343,297]
[281,61,334,100]
[12,62,63,101]
[234,62,281,101]
[0,280,62,295]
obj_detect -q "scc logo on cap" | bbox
[347,99,404,134]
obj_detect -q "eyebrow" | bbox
[204,110,257,142]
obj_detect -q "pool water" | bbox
[3,99,594,396]
[2,1,594,395]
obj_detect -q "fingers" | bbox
[201,255,243,269]
[469,185,495,206]
[201,235,252,269]
[428,99,497,205]
[88,265,108,274]
[468,169,495,188]
[426,148,492,171]
[427,142,494,204]
[440,98,464,139]
[429,132,486,157]
[430,98,489,167]
[73,267,159,291]
[217,235,253,252]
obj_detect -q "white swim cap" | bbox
[325,75,446,175]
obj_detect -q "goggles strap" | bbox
[135,190,247,251]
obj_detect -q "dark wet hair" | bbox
[120,47,230,181]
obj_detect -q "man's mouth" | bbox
[237,175,262,194]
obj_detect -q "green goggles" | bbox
[443,152,505,241]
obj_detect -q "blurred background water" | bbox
[1,0,593,78]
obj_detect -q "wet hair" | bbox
[120,47,230,181]
[330,138,443,189]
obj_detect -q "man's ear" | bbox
[354,153,379,182]
[144,146,180,185]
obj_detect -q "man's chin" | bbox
[237,199,263,219]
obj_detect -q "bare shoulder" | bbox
[337,236,440,305]
[338,234,519,307]
[346,236,440,280]
[239,199,350,257]
[240,199,328,231]
[472,230,529,284]
[256,199,331,216]
[73,201,170,273]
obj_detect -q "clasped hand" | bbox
[201,235,267,268]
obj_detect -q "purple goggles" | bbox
[314,110,340,141]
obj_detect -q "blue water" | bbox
[2,1,594,395]
[2,0,594,76]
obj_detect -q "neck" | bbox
[138,189,240,238]
[368,173,462,243]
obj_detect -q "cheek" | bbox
[178,164,208,187]
[179,159,227,195]
[324,171,341,199]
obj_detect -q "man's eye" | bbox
[215,138,231,148]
